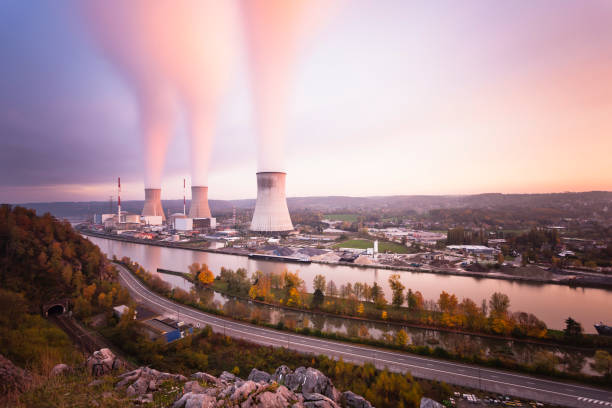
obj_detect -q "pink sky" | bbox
[0,0,611,202]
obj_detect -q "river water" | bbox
[86,235,611,333]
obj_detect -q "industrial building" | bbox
[141,318,193,343]
[250,171,293,233]
[189,186,212,218]
[142,188,166,221]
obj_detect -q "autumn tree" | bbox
[198,266,214,285]
[326,280,338,297]
[488,292,510,318]
[313,274,326,292]
[395,329,408,347]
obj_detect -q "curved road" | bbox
[117,264,611,408]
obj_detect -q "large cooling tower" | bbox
[189,186,212,218]
[250,172,293,233]
[142,188,166,221]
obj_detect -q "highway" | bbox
[116,263,612,408]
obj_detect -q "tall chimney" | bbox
[117,177,121,221]
[189,186,211,218]
[183,178,186,216]
[250,172,293,233]
[142,188,166,221]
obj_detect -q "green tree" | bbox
[311,288,324,309]
[388,274,405,308]
[564,317,583,338]
[592,350,612,377]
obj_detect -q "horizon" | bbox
[10,189,611,206]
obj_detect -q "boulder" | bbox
[272,365,291,383]
[303,392,340,408]
[86,348,123,377]
[219,371,238,383]
[285,367,339,401]
[184,380,205,394]
[173,392,216,408]
[192,372,220,385]
[342,391,373,408]
[132,377,149,395]
[247,368,271,384]
[420,397,445,408]
[50,363,70,376]
[0,354,32,394]
[242,384,302,408]
[230,380,259,401]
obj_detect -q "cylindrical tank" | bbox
[250,172,293,232]
[142,188,166,221]
[189,186,212,218]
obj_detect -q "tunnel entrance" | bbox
[47,304,65,316]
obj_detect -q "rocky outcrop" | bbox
[342,391,374,408]
[420,397,444,408]
[86,348,124,376]
[172,365,371,408]
[0,354,32,395]
[116,366,187,399]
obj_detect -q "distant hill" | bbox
[12,191,612,221]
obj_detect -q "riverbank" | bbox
[80,228,612,290]
[155,267,612,351]
[115,260,612,388]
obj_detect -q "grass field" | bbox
[332,239,409,254]
[324,214,360,222]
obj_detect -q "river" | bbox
[86,235,611,333]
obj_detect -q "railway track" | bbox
[48,314,135,369]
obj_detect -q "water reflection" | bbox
[87,235,612,332]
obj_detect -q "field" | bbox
[323,213,360,222]
[332,239,409,254]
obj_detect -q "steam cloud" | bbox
[241,0,335,172]
[78,1,236,188]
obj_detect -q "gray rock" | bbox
[284,367,338,401]
[192,372,220,385]
[126,385,136,398]
[230,380,258,401]
[272,365,291,383]
[420,397,445,408]
[247,368,271,383]
[148,379,157,391]
[219,371,238,383]
[342,391,373,408]
[173,392,216,408]
[242,384,302,408]
[303,393,340,408]
[132,377,149,395]
[87,348,122,377]
[50,363,70,376]
[184,380,206,394]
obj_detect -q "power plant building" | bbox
[142,188,166,221]
[250,171,293,233]
[189,186,212,218]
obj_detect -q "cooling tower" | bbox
[250,172,293,233]
[189,186,212,218]
[142,188,166,221]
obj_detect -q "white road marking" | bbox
[117,267,612,405]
